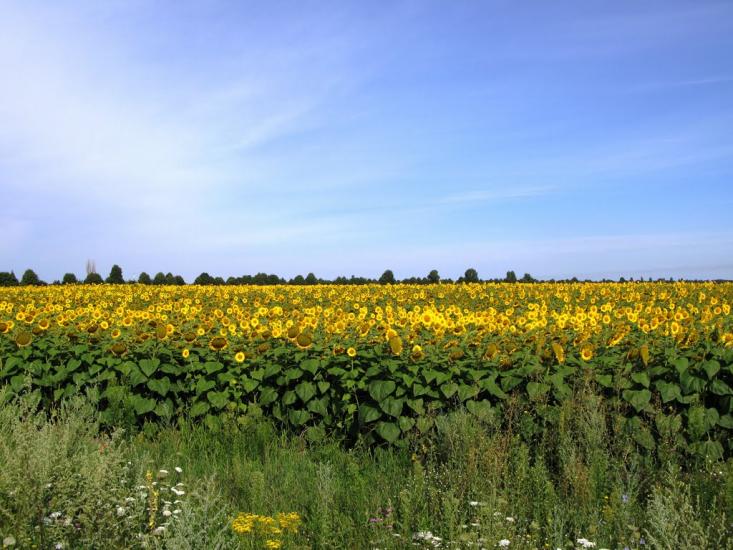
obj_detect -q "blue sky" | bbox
[1,1,732,282]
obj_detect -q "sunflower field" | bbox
[1,282,732,455]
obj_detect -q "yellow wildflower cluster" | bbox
[231,511,300,548]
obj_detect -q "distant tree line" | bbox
[0,265,712,287]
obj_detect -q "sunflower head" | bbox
[110,342,127,356]
[580,345,593,362]
[551,342,565,364]
[410,344,424,360]
[209,336,228,351]
[448,347,464,361]
[295,333,313,349]
[15,331,32,348]
[388,336,403,356]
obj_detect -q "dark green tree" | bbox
[106,264,124,284]
[194,272,215,285]
[378,270,396,284]
[291,274,305,285]
[464,268,479,283]
[84,272,104,284]
[0,272,19,286]
[305,273,318,285]
[520,272,535,283]
[152,272,167,285]
[138,272,152,284]
[62,273,78,284]
[505,270,517,283]
[20,269,41,286]
[427,270,440,284]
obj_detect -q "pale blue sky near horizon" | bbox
[1,0,732,282]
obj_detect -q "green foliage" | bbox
[1,390,732,549]
[378,270,396,284]
[20,269,42,286]
[84,272,104,284]
[464,268,479,283]
[0,390,191,548]
[1,332,731,455]
[61,273,78,284]
[0,272,19,286]
[138,272,152,284]
[193,272,215,285]
[106,264,124,284]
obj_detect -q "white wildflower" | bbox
[55,543,63,549]
[498,540,510,548]
[469,501,486,507]
[174,467,183,474]
[505,517,514,523]
[577,539,596,549]
[152,526,166,536]
[162,510,172,517]
[171,488,185,496]
[158,469,169,479]
[49,512,62,520]
[3,536,16,547]
[173,509,182,515]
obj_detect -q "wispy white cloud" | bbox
[435,186,555,205]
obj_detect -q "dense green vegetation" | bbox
[1,389,731,549]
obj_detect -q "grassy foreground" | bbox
[1,388,731,550]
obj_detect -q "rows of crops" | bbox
[1,282,732,454]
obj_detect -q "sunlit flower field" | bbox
[1,282,733,549]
